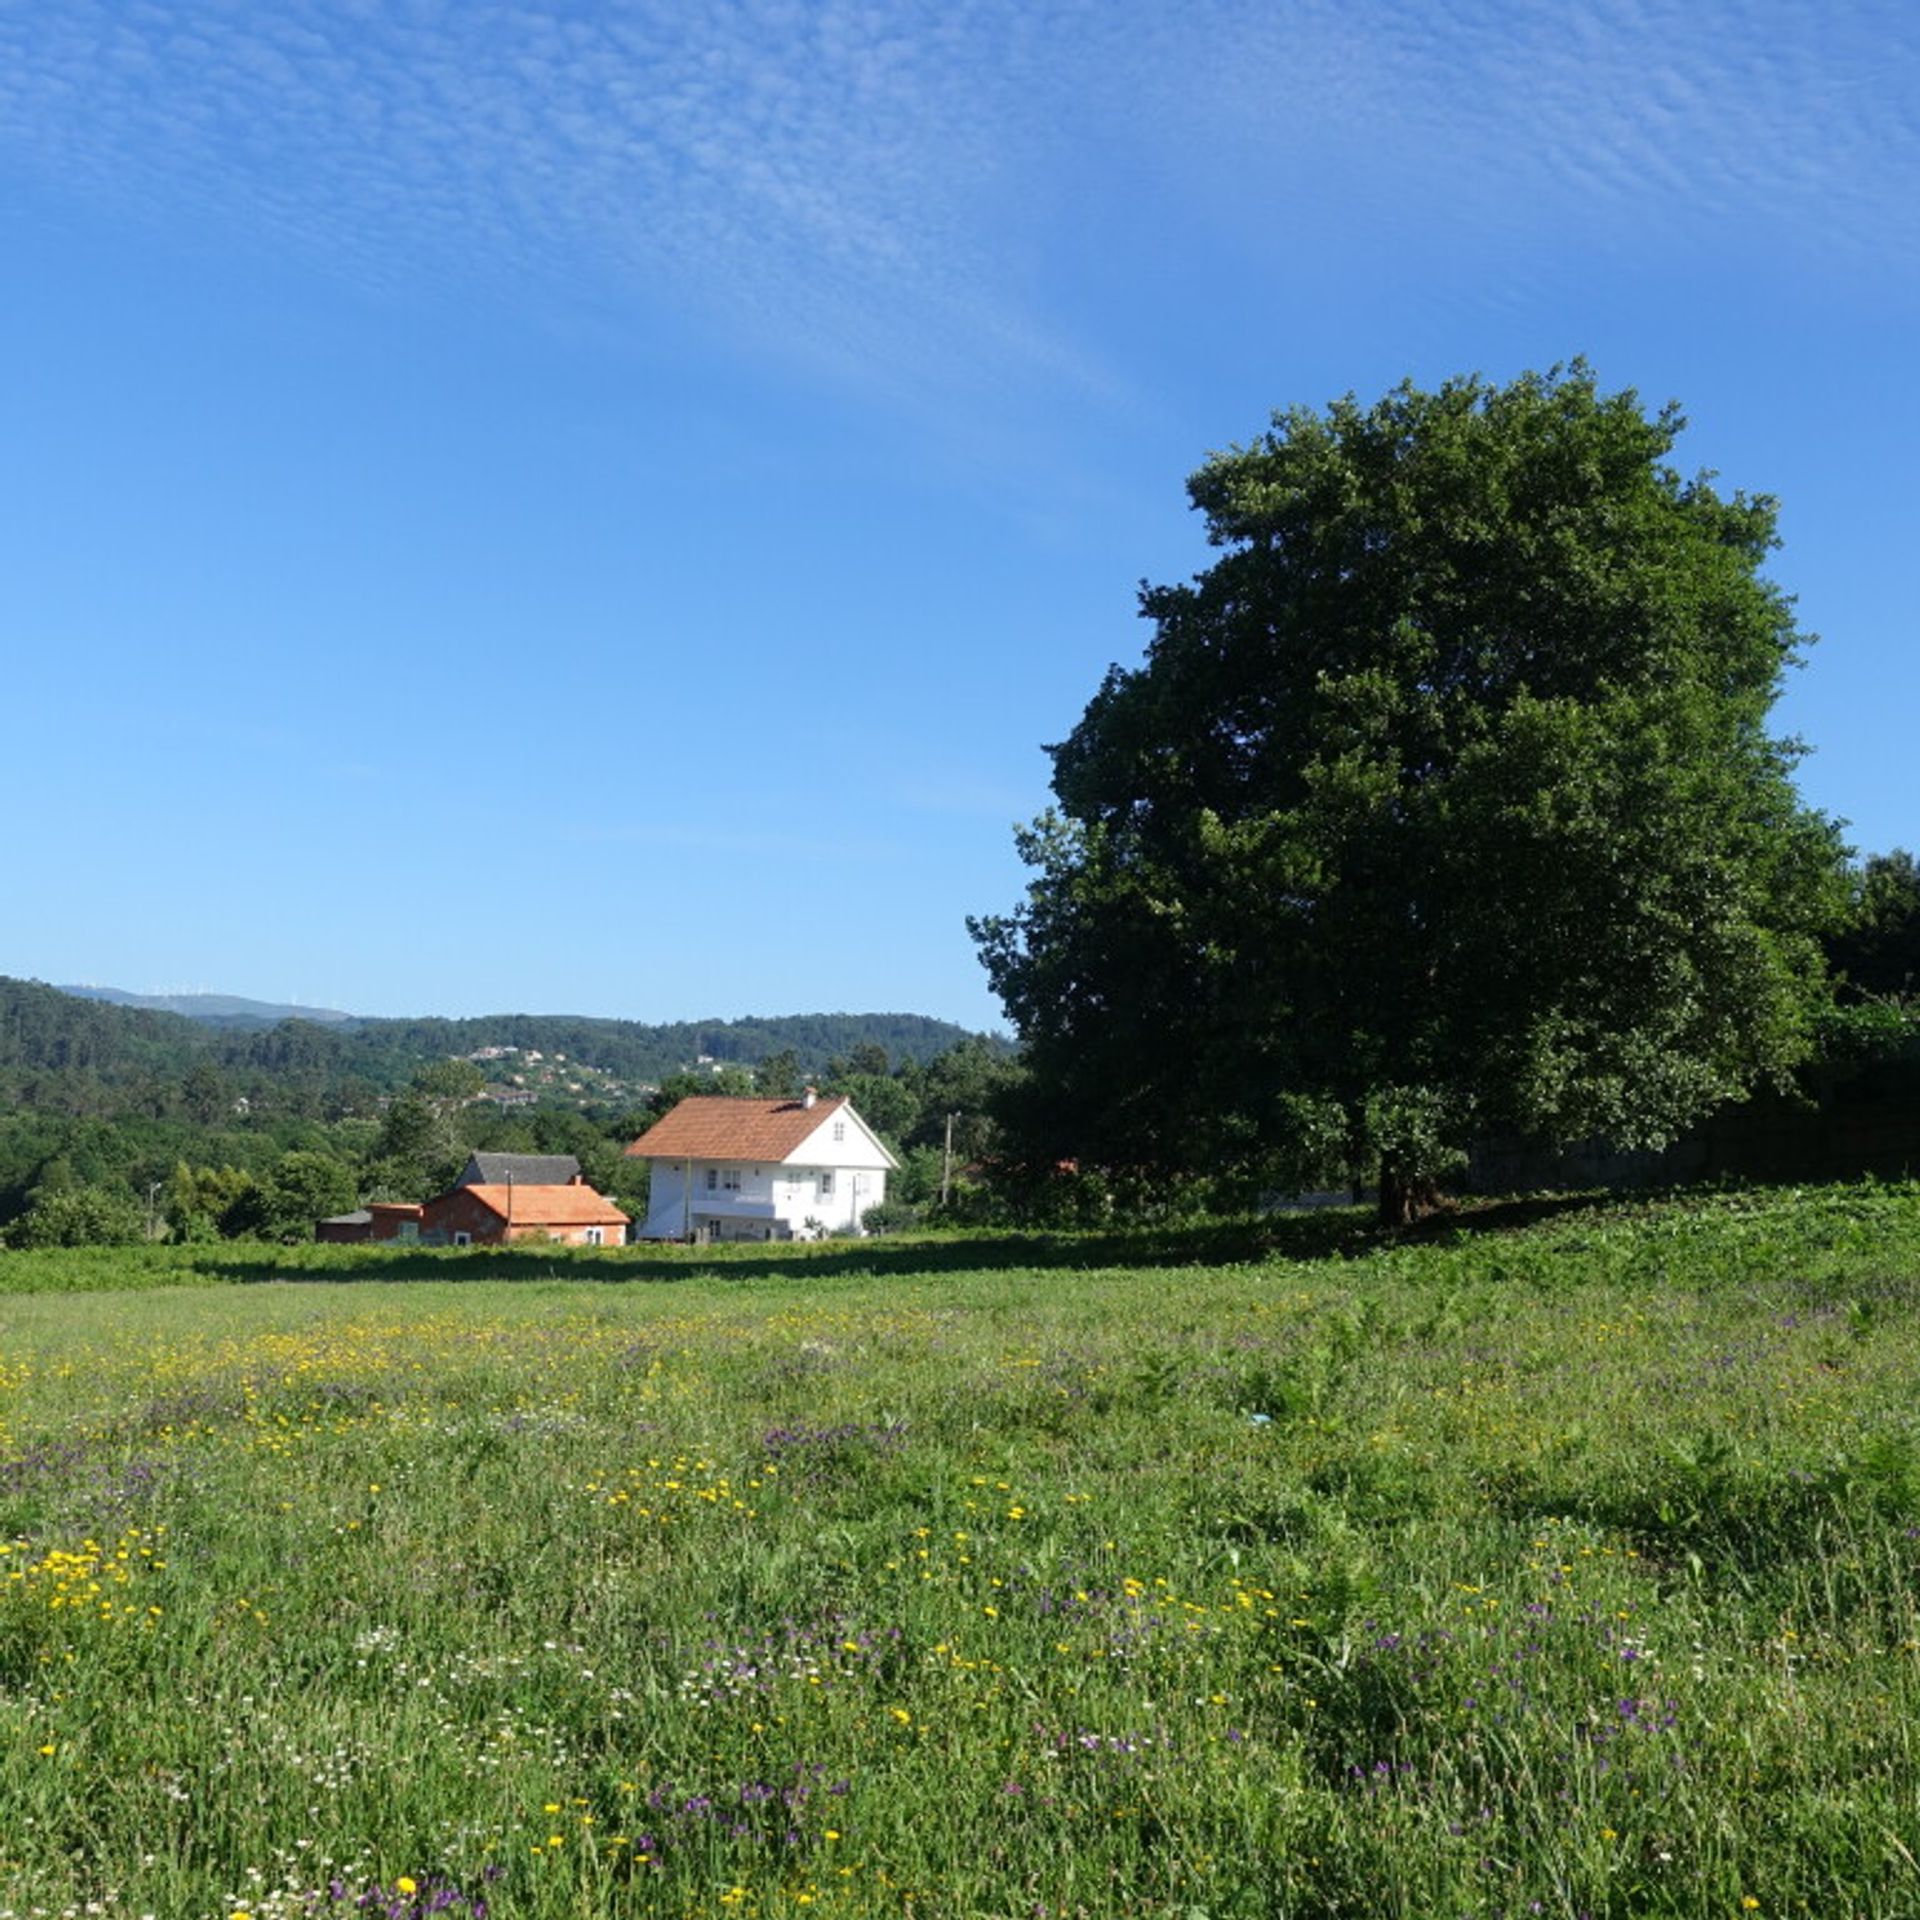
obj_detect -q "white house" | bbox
[623,1091,898,1241]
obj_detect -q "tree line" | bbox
[0,1028,1023,1248]
[0,978,986,1120]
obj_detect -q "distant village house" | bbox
[317,1152,626,1246]
[419,1182,627,1246]
[623,1090,897,1241]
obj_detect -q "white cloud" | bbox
[0,0,1912,415]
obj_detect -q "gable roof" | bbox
[441,1184,629,1227]
[459,1152,582,1187]
[623,1094,862,1164]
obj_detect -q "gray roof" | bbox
[458,1152,583,1187]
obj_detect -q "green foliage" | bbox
[840,1040,891,1078]
[0,975,992,1129]
[891,1143,946,1207]
[753,1047,803,1097]
[900,1036,1024,1161]
[372,1094,463,1198]
[409,1057,488,1104]
[2,1183,145,1248]
[220,1150,360,1242]
[165,1161,259,1242]
[827,1070,919,1143]
[853,1198,921,1235]
[1813,996,1920,1065]
[976,364,1848,1216]
[1829,848,1920,1000]
[180,1061,231,1124]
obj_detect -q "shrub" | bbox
[3,1183,145,1248]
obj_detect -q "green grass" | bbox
[3,1182,1920,1917]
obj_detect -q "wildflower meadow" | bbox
[4,1183,1920,1919]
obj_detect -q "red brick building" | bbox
[315,1182,626,1246]
[417,1182,628,1246]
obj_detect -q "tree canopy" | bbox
[972,365,1848,1219]
[1829,851,1920,1002]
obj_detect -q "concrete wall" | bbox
[638,1157,888,1239]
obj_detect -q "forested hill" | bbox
[335,1010,983,1082]
[60,986,357,1029]
[0,979,213,1078]
[0,977,991,1115]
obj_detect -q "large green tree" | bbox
[972,365,1848,1221]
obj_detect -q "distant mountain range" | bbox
[61,986,358,1029]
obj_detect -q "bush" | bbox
[4,1184,145,1249]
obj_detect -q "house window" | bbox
[583,1226,604,1246]
[706,1167,718,1191]
[453,1231,471,1247]
[722,1166,742,1191]
[818,1169,834,1198]
[833,1120,846,1142]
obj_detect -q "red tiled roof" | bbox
[623,1094,849,1162]
[453,1184,630,1226]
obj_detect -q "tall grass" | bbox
[1,1182,1919,1917]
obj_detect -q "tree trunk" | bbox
[1377,1160,1447,1227]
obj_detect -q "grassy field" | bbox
[3,1183,1920,1919]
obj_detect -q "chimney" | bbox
[803,1086,817,1109]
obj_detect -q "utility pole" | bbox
[941,1112,955,1207]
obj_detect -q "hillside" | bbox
[60,986,358,1028]
[2,977,993,1108]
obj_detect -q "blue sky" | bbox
[3,0,1915,1032]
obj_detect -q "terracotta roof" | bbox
[450,1184,630,1226]
[624,1094,849,1162]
